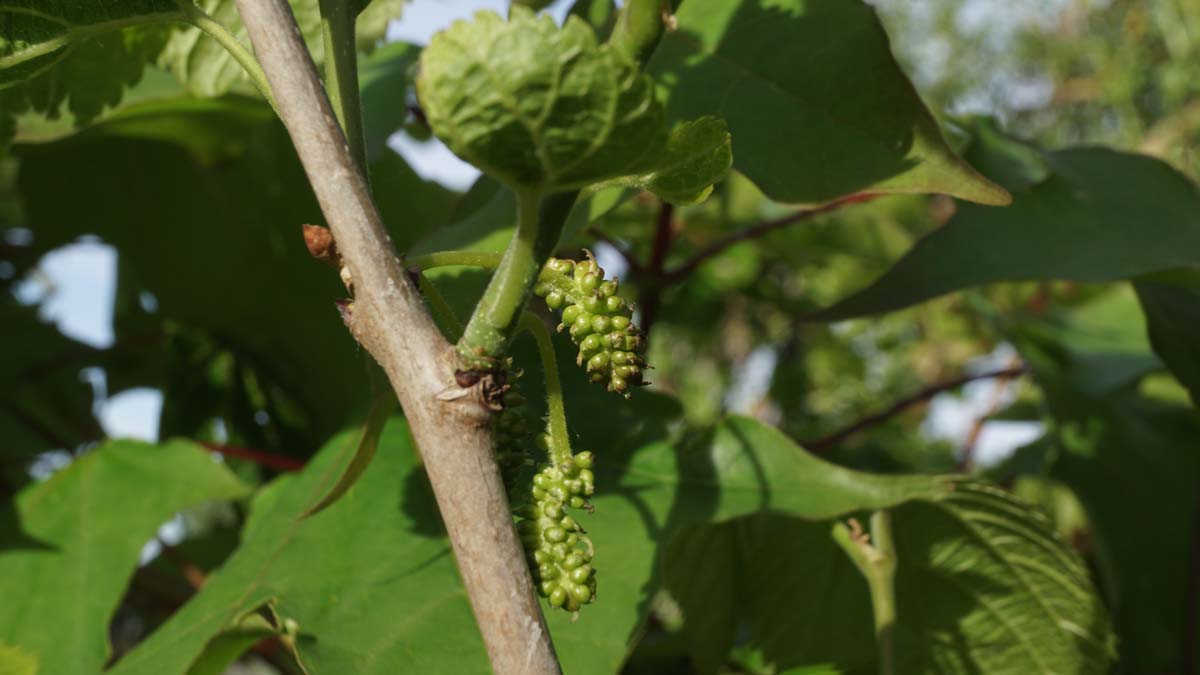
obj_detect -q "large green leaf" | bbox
[109,419,480,675]
[358,40,420,163]
[0,439,250,675]
[417,7,668,195]
[0,0,403,142]
[0,642,38,675]
[813,147,1200,320]
[1135,270,1200,405]
[1,27,172,146]
[668,484,1114,675]
[664,429,1113,675]
[0,0,180,88]
[598,116,733,205]
[158,0,401,99]
[648,0,1009,206]
[1003,295,1200,673]
[13,97,392,444]
[0,1,178,143]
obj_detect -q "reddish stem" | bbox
[803,364,1028,454]
[200,442,305,472]
[663,193,877,283]
[637,202,675,335]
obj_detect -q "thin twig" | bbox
[200,442,305,472]
[803,364,1028,453]
[231,2,559,672]
[1,400,77,450]
[958,354,1024,472]
[664,194,876,283]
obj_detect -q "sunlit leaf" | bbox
[417,8,667,195]
[649,0,1009,206]
[599,116,732,205]
[0,440,250,675]
[813,148,1200,320]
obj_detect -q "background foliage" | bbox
[2,0,1198,674]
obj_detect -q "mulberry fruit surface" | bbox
[514,443,597,612]
[533,255,647,396]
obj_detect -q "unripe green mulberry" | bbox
[533,255,647,396]
[514,444,597,612]
[494,373,532,494]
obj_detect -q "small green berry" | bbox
[533,254,649,397]
[549,587,567,608]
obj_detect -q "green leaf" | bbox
[779,667,843,675]
[358,40,420,162]
[813,148,1200,320]
[185,610,282,675]
[0,642,38,675]
[957,117,1051,193]
[354,0,403,52]
[648,0,1009,206]
[0,0,181,88]
[158,0,399,98]
[371,146,460,253]
[666,488,1114,675]
[0,0,402,144]
[14,96,386,443]
[2,26,172,145]
[599,115,732,205]
[0,439,250,675]
[568,0,617,41]
[889,484,1114,673]
[416,7,668,195]
[300,392,396,518]
[108,419,488,675]
[10,65,186,145]
[1135,270,1200,405]
[1013,286,1161,400]
[1005,296,1200,672]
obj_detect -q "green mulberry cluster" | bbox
[515,443,596,612]
[494,383,532,495]
[533,256,647,396]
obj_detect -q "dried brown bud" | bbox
[303,224,339,266]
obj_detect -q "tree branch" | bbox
[231,2,559,672]
[663,193,876,283]
[802,364,1028,454]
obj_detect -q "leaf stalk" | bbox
[457,190,577,369]
[520,312,571,463]
[317,0,367,174]
[833,511,897,675]
[176,1,277,111]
